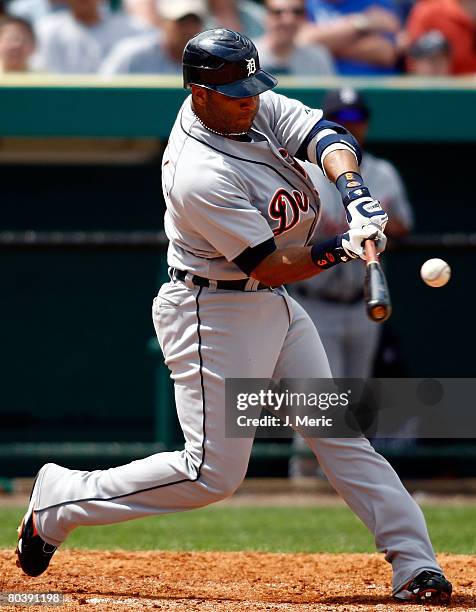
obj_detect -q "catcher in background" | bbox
[290,87,413,381]
[289,87,414,477]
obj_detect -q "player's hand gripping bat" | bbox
[364,239,392,323]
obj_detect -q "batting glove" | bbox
[340,224,387,260]
[336,171,388,231]
[345,196,388,231]
[310,224,386,270]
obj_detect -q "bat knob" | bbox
[367,303,391,322]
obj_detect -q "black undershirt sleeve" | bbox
[233,237,277,275]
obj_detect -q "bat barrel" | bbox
[364,260,392,323]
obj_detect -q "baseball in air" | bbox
[420,258,451,287]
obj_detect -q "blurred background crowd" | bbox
[0,0,473,77]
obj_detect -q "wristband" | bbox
[336,172,372,208]
[310,236,351,270]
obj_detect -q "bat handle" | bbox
[364,238,378,263]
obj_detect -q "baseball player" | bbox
[16,28,452,605]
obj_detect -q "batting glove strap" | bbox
[336,172,388,230]
[310,235,353,270]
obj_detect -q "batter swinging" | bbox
[16,28,452,605]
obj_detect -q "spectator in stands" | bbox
[207,0,241,31]
[208,0,265,39]
[0,16,36,72]
[123,0,161,32]
[100,0,205,75]
[407,30,451,76]
[298,0,401,74]
[34,0,145,73]
[255,0,335,75]
[406,0,476,74]
[8,0,66,23]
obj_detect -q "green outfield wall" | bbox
[0,75,475,140]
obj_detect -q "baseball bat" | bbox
[364,239,392,323]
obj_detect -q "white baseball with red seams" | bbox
[420,258,451,287]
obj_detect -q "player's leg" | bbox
[293,295,345,377]
[30,283,292,548]
[288,297,345,477]
[272,296,442,593]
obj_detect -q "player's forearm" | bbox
[251,223,387,286]
[316,149,389,233]
[322,149,360,183]
[251,246,323,286]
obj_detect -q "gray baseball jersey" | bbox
[31,90,441,594]
[163,91,323,279]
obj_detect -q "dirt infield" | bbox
[1,551,474,611]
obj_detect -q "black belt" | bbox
[296,285,364,305]
[171,269,270,291]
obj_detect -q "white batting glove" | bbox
[340,224,387,260]
[335,172,388,231]
[346,196,388,231]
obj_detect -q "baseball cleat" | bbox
[394,570,452,605]
[16,466,57,577]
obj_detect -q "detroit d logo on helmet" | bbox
[246,58,256,76]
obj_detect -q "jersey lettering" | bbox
[268,188,310,236]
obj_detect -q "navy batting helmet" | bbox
[183,28,277,98]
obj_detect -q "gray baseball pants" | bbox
[33,281,441,592]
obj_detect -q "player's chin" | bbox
[235,115,256,132]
